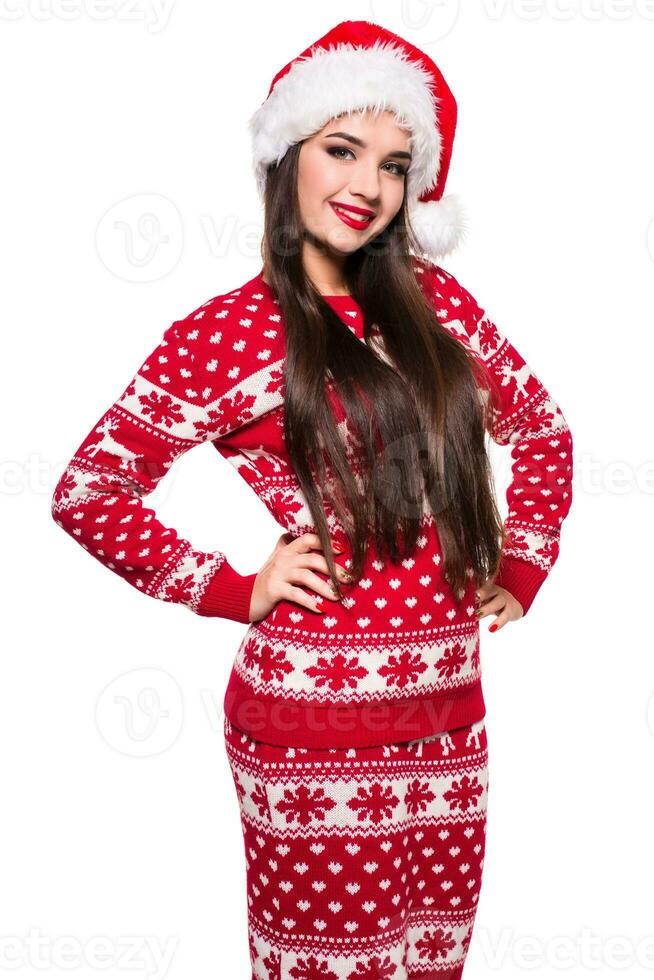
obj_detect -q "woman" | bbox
[52,20,574,979]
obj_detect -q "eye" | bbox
[384,161,408,177]
[326,146,408,177]
[327,146,355,161]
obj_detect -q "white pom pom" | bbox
[407,193,468,260]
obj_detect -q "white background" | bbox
[3,1,653,977]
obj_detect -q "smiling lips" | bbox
[329,201,375,229]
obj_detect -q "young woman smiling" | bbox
[52,19,573,979]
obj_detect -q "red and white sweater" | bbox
[51,260,573,748]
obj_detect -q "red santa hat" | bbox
[248,19,466,261]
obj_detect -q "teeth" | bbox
[333,205,371,223]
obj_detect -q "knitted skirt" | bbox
[223,714,489,980]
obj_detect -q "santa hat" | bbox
[248,19,466,261]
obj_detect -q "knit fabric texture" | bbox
[223,713,488,978]
[51,259,573,748]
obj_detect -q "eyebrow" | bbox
[323,131,412,162]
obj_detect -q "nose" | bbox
[348,158,382,206]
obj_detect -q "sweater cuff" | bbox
[492,556,548,616]
[196,559,257,624]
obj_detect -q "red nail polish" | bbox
[489,623,498,632]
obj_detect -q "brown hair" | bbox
[261,141,506,602]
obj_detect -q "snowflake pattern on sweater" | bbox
[223,714,489,978]
[51,260,573,748]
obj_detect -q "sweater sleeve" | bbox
[423,262,574,616]
[51,303,259,624]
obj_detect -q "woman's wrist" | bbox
[196,561,258,623]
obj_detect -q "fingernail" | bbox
[489,623,498,632]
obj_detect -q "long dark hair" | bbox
[261,140,506,603]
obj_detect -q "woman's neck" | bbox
[261,265,350,297]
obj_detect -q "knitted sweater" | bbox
[51,260,573,748]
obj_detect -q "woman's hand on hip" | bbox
[248,531,352,622]
[475,579,524,632]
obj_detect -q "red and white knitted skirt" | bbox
[223,714,489,979]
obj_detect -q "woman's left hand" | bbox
[475,580,524,632]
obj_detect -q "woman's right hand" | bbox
[248,531,352,622]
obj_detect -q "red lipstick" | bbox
[329,201,374,229]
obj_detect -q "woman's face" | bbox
[297,109,412,255]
